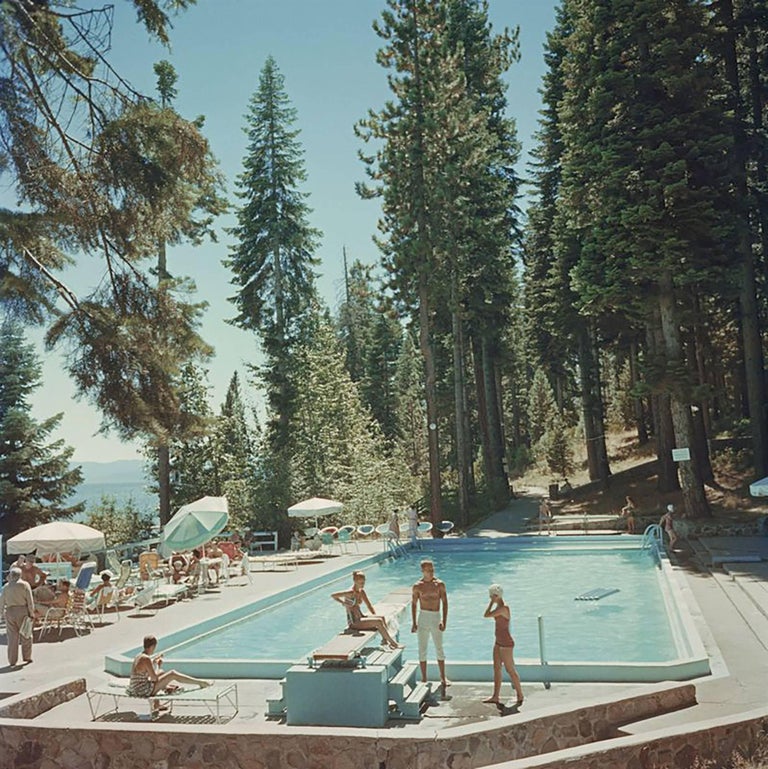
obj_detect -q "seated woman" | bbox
[88,571,115,607]
[126,634,210,715]
[331,570,403,650]
[34,579,70,620]
[169,554,189,584]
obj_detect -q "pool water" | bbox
[169,545,676,664]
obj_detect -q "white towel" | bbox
[20,616,33,639]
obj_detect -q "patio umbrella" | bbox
[287,497,343,531]
[749,476,768,497]
[160,496,229,556]
[7,521,105,556]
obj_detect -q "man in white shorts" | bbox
[411,559,449,688]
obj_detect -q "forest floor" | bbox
[512,429,767,524]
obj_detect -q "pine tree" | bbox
[0,320,83,538]
[560,0,738,516]
[290,313,418,524]
[212,372,257,531]
[226,56,320,456]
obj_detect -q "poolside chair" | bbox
[319,532,339,555]
[356,524,375,540]
[138,551,164,581]
[40,588,95,638]
[417,521,433,538]
[74,561,97,591]
[89,585,120,623]
[337,528,358,553]
[105,549,122,577]
[127,583,159,616]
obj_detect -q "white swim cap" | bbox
[667,504,674,513]
[489,584,503,598]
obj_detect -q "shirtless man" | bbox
[411,559,449,688]
[13,556,46,590]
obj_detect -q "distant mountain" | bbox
[71,459,145,485]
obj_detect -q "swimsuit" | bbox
[345,593,364,626]
[494,613,515,648]
[417,609,445,661]
[126,666,154,698]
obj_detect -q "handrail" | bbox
[641,524,663,566]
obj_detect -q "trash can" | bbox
[548,483,559,501]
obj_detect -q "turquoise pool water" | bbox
[168,544,676,664]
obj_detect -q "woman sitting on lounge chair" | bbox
[331,571,403,650]
[126,635,210,715]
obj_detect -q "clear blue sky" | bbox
[29,0,558,463]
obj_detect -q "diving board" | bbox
[575,587,620,601]
[311,629,378,662]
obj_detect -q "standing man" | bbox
[0,567,35,666]
[411,558,449,689]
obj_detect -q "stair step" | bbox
[391,681,432,720]
[388,661,419,702]
[265,697,285,717]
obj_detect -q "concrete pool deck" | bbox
[3,495,768,766]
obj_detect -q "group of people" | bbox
[331,558,523,706]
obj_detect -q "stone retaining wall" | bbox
[482,709,768,769]
[0,681,694,769]
[0,678,85,720]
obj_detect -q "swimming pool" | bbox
[105,536,710,683]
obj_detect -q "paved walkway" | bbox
[4,500,768,740]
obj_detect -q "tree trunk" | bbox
[158,443,171,525]
[482,337,509,509]
[628,339,648,443]
[576,322,611,482]
[657,274,710,517]
[646,317,680,493]
[719,0,768,475]
[451,281,469,526]
[418,276,443,528]
[472,333,493,496]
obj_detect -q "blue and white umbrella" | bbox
[160,496,229,556]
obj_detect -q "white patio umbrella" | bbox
[287,497,344,531]
[7,521,105,556]
[160,496,229,556]
[749,476,768,497]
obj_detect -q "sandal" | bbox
[164,684,181,694]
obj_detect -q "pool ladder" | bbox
[386,535,408,560]
[641,524,664,566]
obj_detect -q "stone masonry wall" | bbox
[0,681,695,769]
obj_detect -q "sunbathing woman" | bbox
[126,635,210,714]
[331,570,404,649]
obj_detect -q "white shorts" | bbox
[417,609,444,661]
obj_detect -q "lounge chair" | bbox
[138,551,164,581]
[40,588,95,637]
[89,585,120,623]
[105,549,122,576]
[74,561,97,591]
[87,679,239,722]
